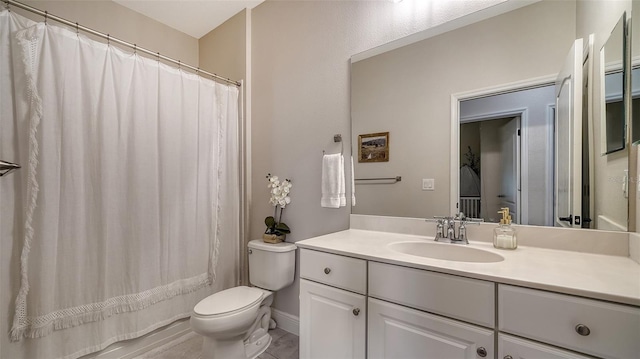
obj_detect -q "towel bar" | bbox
[354,176,401,183]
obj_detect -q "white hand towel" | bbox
[321,153,346,208]
[351,155,356,206]
[339,154,346,207]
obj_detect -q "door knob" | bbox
[324,267,331,274]
[476,347,487,357]
[352,308,360,316]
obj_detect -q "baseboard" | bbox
[84,318,193,359]
[271,309,299,336]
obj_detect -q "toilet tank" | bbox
[248,239,297,291]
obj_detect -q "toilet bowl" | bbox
[190,240,297,359]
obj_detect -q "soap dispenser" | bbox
[493,207,517,250]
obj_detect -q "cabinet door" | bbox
[299,279,366,359]
[368,298,494,359]
[499,334,591,359]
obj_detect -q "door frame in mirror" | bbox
[450,74,558,219]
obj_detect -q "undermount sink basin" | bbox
[388,241,504,263]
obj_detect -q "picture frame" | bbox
[358,132,389,163]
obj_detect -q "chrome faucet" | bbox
[426,213,483,244]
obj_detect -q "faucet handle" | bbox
[426,217,447,242]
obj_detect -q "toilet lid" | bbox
[194,286,263,316]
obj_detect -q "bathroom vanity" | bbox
[297,225,640,359]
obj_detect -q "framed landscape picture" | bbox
[358,132,389,162]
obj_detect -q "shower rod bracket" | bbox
[0,160,21,177]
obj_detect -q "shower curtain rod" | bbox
[3,0,242,87]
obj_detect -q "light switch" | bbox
[422,178,435,191]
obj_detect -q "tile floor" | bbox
[140,328,298,359]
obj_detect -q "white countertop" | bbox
[296,229,640,306]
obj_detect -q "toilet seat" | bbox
[194,286,264,317]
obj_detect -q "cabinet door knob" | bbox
[352,308,360,316]
[324,267,331,274]
[575,324,591,336]
[476,347,487,357]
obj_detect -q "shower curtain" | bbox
[1,10,239,358]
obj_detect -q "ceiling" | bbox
[113,0,264,39]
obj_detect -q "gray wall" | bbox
[17,1,198,64]
[250,0,511,317]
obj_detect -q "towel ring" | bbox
[323,134,343,155]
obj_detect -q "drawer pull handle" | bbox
[575,324,591,336]
[476,347,487,357]
[504,356,513,359]
[324,267,331,274]
[353,308,360,316]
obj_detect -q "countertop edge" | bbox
[295,232,640,307]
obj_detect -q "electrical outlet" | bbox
[422,178,435,191]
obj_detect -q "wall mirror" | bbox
[351,0,632,231]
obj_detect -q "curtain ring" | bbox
[75,22,79,36]
[44,10,48,24]
[107,34,110,47]
[4,1,10,12]
[134,44,137,55]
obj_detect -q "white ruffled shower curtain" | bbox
[1,10,239,358]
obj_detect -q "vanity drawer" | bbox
[300,249,367,294]
[368,262,495,327]
[499,284,640,359]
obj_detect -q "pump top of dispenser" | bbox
[498,208,512,225]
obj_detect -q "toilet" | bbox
[190,239,297,359]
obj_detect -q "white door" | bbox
[499,334,592,359]
[498,117,521,223]
[368,298,494,359]
[299,279,366,359]
[555,38,583,228]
